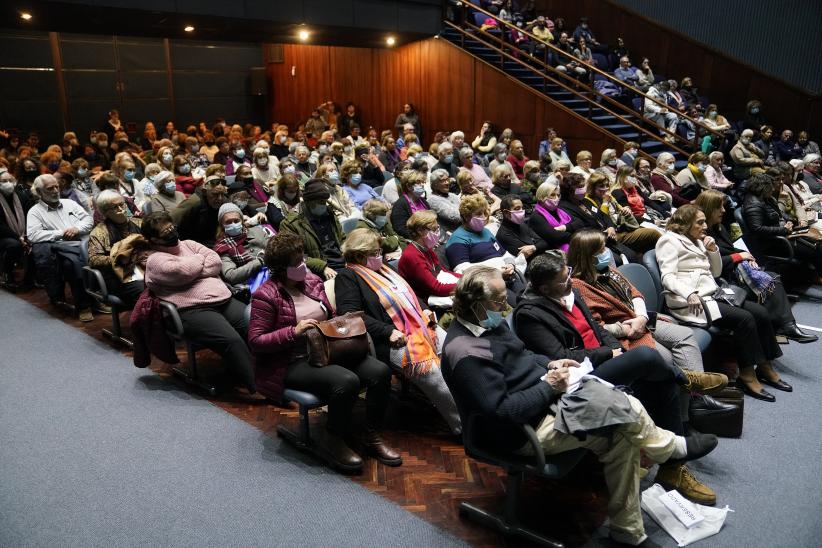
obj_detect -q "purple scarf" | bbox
[534,203,571,252]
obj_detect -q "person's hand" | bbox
[501,263,515,278]
[702,235,718,252]
[545,367,570,393]
[555,224,566,232]
[622,316,648,339]
[389,329,407,348]
[294,319,320,336]
[253,212,267,225]
[548,358,581,370]
[323,267,337,280]
[784,221,794,232]
[739,252,756,262]
[687,293,703,315]
[605,227,617,239]
[63,226,79,240]
[518,244,537,258]
[611,348,624,358]
[799,220,808,229]
[620,206,632,216]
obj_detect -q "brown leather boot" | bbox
[656,463,716,506]
[683,370,728,396]
[362,429,402,466]
[320,431,363,473]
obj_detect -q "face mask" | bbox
[707,112,717,120]
[179,164,191,175]
[373,215,388,229]
[607,160,617,167]
[309,203,327,217]
[574,186,587,198]
[124,169,135,181]
[162,153,173,164]
[234,200,248,210]
[283,166,296,175]
[468,215,486,232]
[751,107,760,115]
[279,136,287,144]
[286,261,307,282]
[496,153,506,161]
[77,168,88,177]
[477,303,504,330]
[625,177,637,187]
[595,248,613,271]
[443,154,454,164]
[343,146,353,154]
[284,190,298,201]
[156,229,179,247]
[327,171,340,183]
[256,158,268,168]
[543,197,560,210]
[741,138,751,145]
[423,229,440,249]
[412,184,425,197]
[350,173,363,186]
[0,182,14,196]
[367,255,383,271]
[234,149,246,159]
[509,209,525,225]
[627,149,637,157]
[224,222,243,237]
[666,165,675,174]
[698,164,707,173]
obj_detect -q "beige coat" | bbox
[655,231,722,325]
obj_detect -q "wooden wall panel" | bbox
[266,38,616,159]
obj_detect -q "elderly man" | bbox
[27,174,94,320]
[171,167,229,247]
[614,56,638,85]
[729,129,766,181]
[396,122,416,150]
[441,266,718,546]
[433,141,459,179]
[293,145,316,178]
[644,81,679,142]
[506,140,530,180]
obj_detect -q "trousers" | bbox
[178,298,255,391]
[617,227,660,253]
[0,237,23,274]
[533,394,676,542]
[32,242,89,309]
[285,355,391,434]
[711,300,782,369]
[652,320,704,372]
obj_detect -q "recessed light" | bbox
[298,29,310,41]
[184,25,195,32]
[386,36,396,46]
[20,12,32,21]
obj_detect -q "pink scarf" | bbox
[534,203,571,252]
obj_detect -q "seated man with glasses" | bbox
[171,164,229,247]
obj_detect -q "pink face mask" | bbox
[574,187,587,197]
[423,229,440,249]
[543,197,560,210]
[509,210,526,225]
[367,255,383,271]
[286,262,307,282]
[468,215,486,232]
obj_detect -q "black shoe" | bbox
[680,432,718,462]
[689,395,737,419]
[735,379,776,402]
[756,374,793,392]
[775,323,818,344]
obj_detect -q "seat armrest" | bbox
[82,266,108,302]
[521,424,546,470]
[159,300,185,339]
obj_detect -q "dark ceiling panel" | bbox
[0,70,57,100]
[244,0,302,23]
[0,33,53,67]
[64,70,118,99]
[304,0,354,27]
[60,39,116,70]
[353,1,398,30]
[118,42,166,71]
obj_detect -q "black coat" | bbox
[708,223,741,278]
[560,199,637,264]
[528,209,572,249]
[0,185,34,239]
[334,267,396,364]
[495,218,548,258]
[390,194,430,240]
[514,288,621,366]
[742,194,790,259]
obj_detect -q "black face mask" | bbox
[155,229,179,247]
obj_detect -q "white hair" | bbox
[458,147,474,160]
[449,131,465,142]
[153,170,176,188]
[430,168,449,181]
[95,189,123,211]
[600,148,617,165]
[31,174,57,197]
[708,151,724,162]
[803,153,820,164]
[437,142,453,155]
[741,129,755,138]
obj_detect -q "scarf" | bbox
[213,231,252,266]
[623,186,646,216]
[404,193,427,215]
[735,261,775,304]
[348,263,439,376]
[534,203,571,251]
[0,191,25,237]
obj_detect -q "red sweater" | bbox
[398,242,460,302]
[561,304,600,349]
[507,154,529,180]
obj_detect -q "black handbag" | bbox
[713,280,747,307]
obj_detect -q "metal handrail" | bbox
[450,1,724,146]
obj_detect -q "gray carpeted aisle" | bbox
[0,293,464,548]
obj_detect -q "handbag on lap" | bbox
[306,311,369,367]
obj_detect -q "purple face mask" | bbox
[509,210,526,225]
[543,197,560,210]
[286,262,307,282]
[574,187,587,198]
[423,229,440,249]
[468,215,486,232]
[367,255,383,271]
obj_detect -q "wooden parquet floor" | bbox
[13,287,612,547]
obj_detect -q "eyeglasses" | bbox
[367,249,382,258]
[106,203,127,213]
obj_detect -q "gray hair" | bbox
[708,151,724,162]
[803,153,821,164]
[741,129,755,139]
[492,143,508,155]
[153,170,175,188]
[452,266,501,320]
[144,162,162,177]
[430,168,449,181]
[553,159,572,171]
[600,148,617,165]
[458,147,474,160]
[449,131,465,142]
[437,142,453,155]
[95,189,123,211]
[656,152,675,167]
[295,145,309,155]
[31,174,57,197]
[288,142,299,153]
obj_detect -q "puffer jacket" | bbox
[247,273,332,401]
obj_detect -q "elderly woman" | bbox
[391,170,430,240]
[173,154,199,196]
[377,135,401,173]
[341,159,382,209]
[0,169,34,289]
[225,142,251,176]
[315,162,357,219]
[675,152,710,195]
[263,173,301,230]
[570,150,594,181]
[251,146,280,188]
[651,152,690,207]
[801,153,822,194]
[456,169,500,217]
[141,211,255,392]
[335,228,461,434]
[695,190,816,343]
[356,199,402,260]
[247,232,399,471]
[457,146,492,191]
[586,172,660,253]
[596,148,620,187]
[529,180,573,252]
[111,153,138,198]
[86,189,145,307]
[427,168,462,233]
[490,164,534,209]
[729,129,766,181]
[213,202,270,298]
[148,170,186,213]
[610,165,662,224]
[656,205,787,402]
[495,194,547,261]
[134,162,161,210]
[398,210,460,304]
[704,151,733,192]
[548,137,570,169]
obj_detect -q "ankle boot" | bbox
[321,431,363,472]
[361,428,402,466]
[736,367,775,402]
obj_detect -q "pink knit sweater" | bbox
[145,240,231,309]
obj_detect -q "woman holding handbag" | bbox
[655,205,788,402]
[248,232,400,472]
[335,228,462,435]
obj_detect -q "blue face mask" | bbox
[77,168,88,177]
[374,215,387,228]
[350,173,362,186]
[124,169,135,181]
[443,154,454,164]
[309,203,327,217]
[179,164,191,174]
[412,184,425,197]
[234,149,246,159]
[224,222,243,237]
[751,107,760,115]
[478,304,505,330]
[595,248,613,271]
[164,181,177,193]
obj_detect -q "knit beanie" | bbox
[218,202,242,222]
[302,179,330,202]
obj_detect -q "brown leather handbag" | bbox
[306,311,369,367]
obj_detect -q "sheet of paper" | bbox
[566,357,594,393]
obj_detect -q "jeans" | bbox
[31,241,89,309]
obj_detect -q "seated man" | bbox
[441,266,717,546]
[513,252,718,505]
[644,81,679,142]
[26,174,94,320]
[613,56,639,86]
[171,167,229,247]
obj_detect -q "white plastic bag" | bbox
[641,483,733,547]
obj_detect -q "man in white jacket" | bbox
[644,81,679,142]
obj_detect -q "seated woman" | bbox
[173,155,199,196]
[490,165,534,209]
[248,232,399,471]
[341,160,382,210]
[570,150,594,182]
[456,168,500,219]
[356,199,402,261]
[651,152,691,207]
[398,210,460,306]
[213,203,270,299]
[595,148,619,187]
[529,180,573,252]
[495,194,548,262]
[704,152,734,193]
[149,171,186,213]
[611,166,667,226]
[743,172,822,278]
[514,251,718,504]
[585,172,660,254]
[335,229,461,434]
[696,190,816,343]
[86,190,145,308]
[263,173,301,230]
[141,211,255,392]
[390,170,430,240]
[426,168,462,234]
[675,152,710,196]
[656,205,788,402]
[315,162,357,220]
